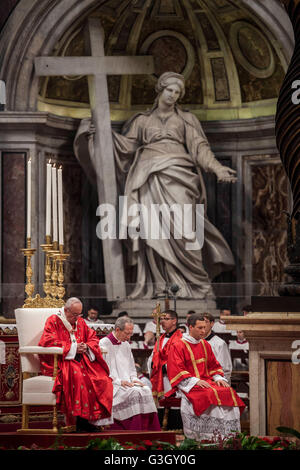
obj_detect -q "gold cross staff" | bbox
[152,302,166,344]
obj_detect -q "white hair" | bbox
[115,316,134,331]
[65,297,82,309]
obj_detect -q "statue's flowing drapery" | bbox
[74,106,234,298]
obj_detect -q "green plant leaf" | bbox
[276,426,300,439]
[177,438,199,450]
[86,438,125,450]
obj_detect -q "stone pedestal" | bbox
[112,298,219,324]
[224,312,300,436]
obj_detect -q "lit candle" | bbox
[57,166,64,246]
[46,160,52,237]
[27,158,31,239]
[51,165,58,243]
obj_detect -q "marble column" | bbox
[275,0,300,294]
[223,313,300,436]
[1,153,26,315]
[0,112,82,317]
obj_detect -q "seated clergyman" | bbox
[38,297,113,432]
[166,313,245,441]
[99,316,160,431]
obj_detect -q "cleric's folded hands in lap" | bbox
[132,379,144,387]
[121,380,134,388]
[196,379,212,389]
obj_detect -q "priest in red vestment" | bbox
[150,309,182,401]
[166,313,245,440]
[148,309,183,429]
[38,297,113,431]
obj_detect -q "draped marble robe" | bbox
[99,333,160,430]
[74,105,235,299]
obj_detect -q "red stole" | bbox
[166,337,245,416]
[150,328,182,400]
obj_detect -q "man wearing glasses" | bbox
[38,297,113,432]
[149,310,182,427]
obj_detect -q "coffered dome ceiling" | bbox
[37,0,287,121]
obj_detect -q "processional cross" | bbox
[34,18,154,300]
[152,302,166,343]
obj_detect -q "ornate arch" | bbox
[0,0,104,110]
[0,0,295,114]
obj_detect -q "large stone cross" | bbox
[35,18,154,300]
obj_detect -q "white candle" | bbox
[46,160,52,236]
[27,158,31,239]
[57,166,64,246]
[52,165,58,243]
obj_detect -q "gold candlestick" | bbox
[55,244,69,306]
[21,238,36,307]
[48,241,59,301]
[41,235,53,302]
[50,256,59,300]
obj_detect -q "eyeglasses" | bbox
[163,317,173,321]
[67,309,82,316]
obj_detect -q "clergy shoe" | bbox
[76,416,101,433]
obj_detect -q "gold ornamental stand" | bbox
[48,241,60,303]
[21,238,37,307]
[40,235,53,302]
[21,238,69,308]
[55,245,70,307]
[152,302,166,407]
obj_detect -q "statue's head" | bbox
[155,71,185,100]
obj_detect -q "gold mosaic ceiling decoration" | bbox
[38,0,286,121]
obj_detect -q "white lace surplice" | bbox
[178,377,241,441]
[181,400,241,441]
[98,336,157,424]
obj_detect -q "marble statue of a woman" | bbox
[74,72,236,299]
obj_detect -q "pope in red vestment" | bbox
[38,302,113,427]
[166,336,245,416]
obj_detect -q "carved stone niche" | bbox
[223,311,300,436]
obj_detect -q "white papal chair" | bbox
[15,308,63,433]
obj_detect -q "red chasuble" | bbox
[38,314,113,425]
[151,328,182,400]
[166,338,245,416]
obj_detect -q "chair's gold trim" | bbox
[19,350,61,433]
[53,354,58,380]
[17,429,60,434]
[21,404,29,430]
